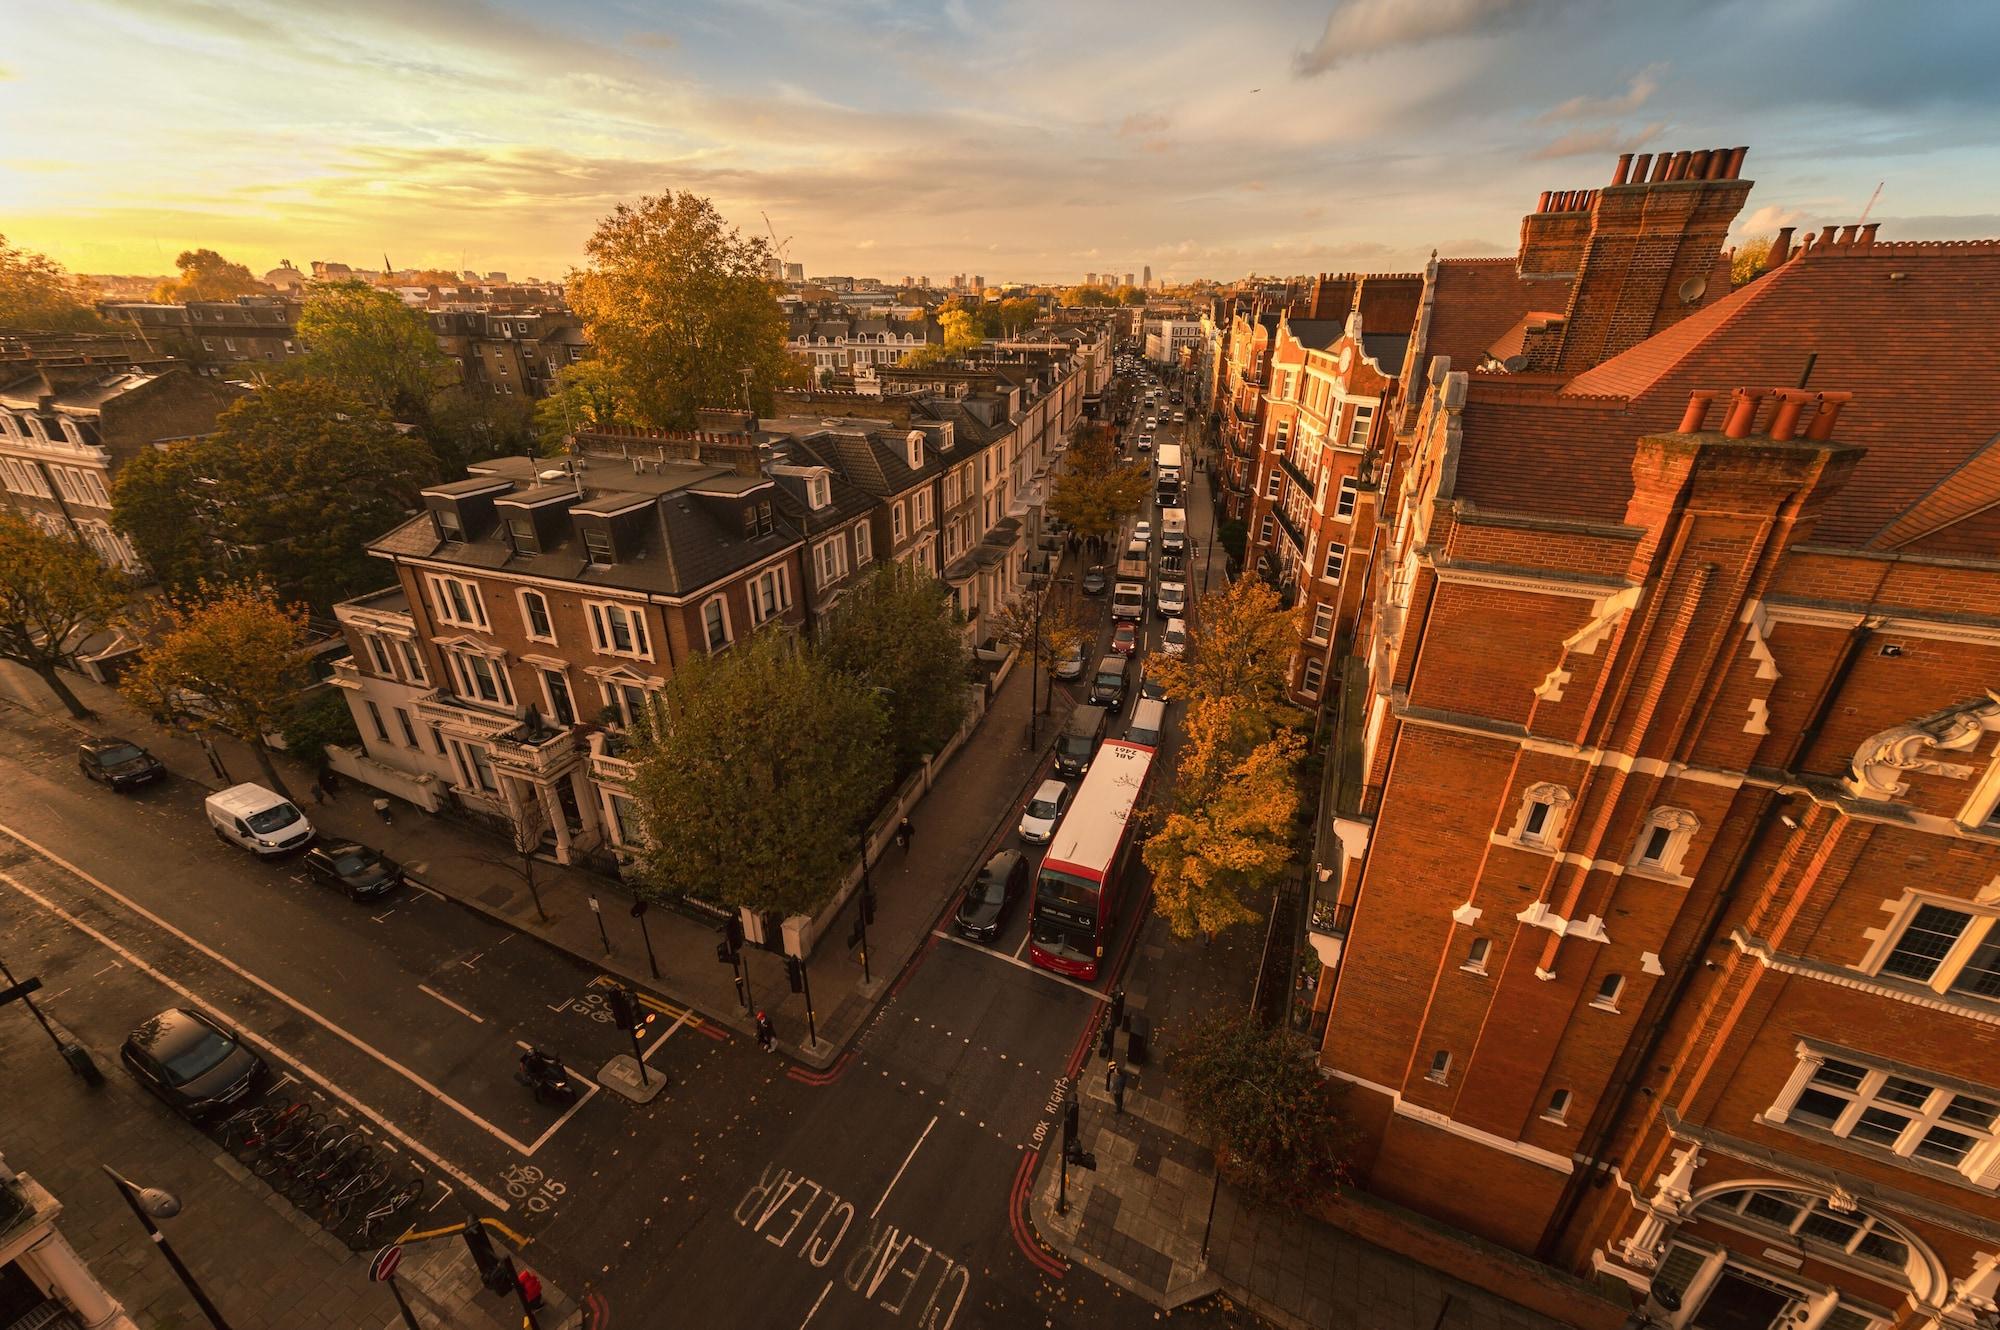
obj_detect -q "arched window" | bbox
[1633,807,1700,875]
[1509,782,1573,847]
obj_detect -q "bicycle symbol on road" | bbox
[501,1164,567,1215]
[572,992,615,1024]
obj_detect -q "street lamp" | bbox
[102,1166,233,1330]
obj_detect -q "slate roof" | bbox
[1450,239,2000,554]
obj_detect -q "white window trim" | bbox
[584,600,653,661]
[1426,1051,1451,1085]
[1335,475,1359,520]
[1322,540,1347,582]
[1309,602,1335,645]
[1508,782,1574,848]
[1542,1089,1571,1124]
[701,594,734,654]
[518,588,558,644]
[427,574,488,630]
[1855,893,2000,1002]
[814,536,847,590]
[1461,937,1491,976]
[892,501,907,542]
[748,566,791,626]
[447,644,514,711]
[1766,1042,2000,1188]
[1591,973,1626,1013]
[854,520,873,566]
[1299,656,1325,698]
[537,665,577,727]
[1632,807,1700,876]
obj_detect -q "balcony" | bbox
[1272,504,1307,554]
[1277,451,1318,500]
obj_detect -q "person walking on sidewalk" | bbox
[1106,1061,1127,1116]
[755,1011,775,1052]
[896,817,915,853]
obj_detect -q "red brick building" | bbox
[1315,148,2000,1330]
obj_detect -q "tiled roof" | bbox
[1422,260,1573,379]
[1453,241,2000,550]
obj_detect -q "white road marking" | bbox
[0,822,579,1161]
[370,908,396,923]
[931,929,1108,1001]
[508,1039,601,1152]
[798,1279,834,1329]
[417,984,484,1023]
[0,867,508,1211]
[644,1008,691,1061]
[871,1114,937,1220]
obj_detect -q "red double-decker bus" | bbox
[1029,739,1154,981]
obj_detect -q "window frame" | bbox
[1300,656,1325,697]
[748,567,791,626]
[1462,937,1492,975]
[1592,973,1626,1012]
[1426,1050,1452,1085]
[518,589,557,644]
[1767,1044,2000,1186]
[1264,468,1283,500]
[701,595,733,653]
[449,646,514,710]
[426,574,488,630]
[1510,782,1573,847]
[1862,895,2000,1003]
[1631,807,1699,876]
[584,600,652,661]
[854,520,873,566]
[538,666,577,727]
[1543,1089,1571,1124]
[1321,540,1346,581]
[1309,602,1336,644]
[1335,475,1359,520]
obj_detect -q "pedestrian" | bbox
[1106,1060,1127,1116]
[896,817,915,853]
[755,1010,775,1052]
[319,765,340,797]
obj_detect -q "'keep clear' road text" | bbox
[736,1164,970,1329]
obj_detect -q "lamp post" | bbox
[102,1166,232,1330]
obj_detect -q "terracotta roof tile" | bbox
[1423,260,1573,378]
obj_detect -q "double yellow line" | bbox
[588,974,709,1032]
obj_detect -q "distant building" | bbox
[1124,272,1135,289]
[263,260,305,291]
[1142,264,1151,288]
[784,262,806,283]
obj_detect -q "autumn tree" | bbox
[113,379,436,611]
[987,582,1088,721]
[814,561,971,774]
[997,297,1041,336]
[568,192,798,428]
[0,514,131,718]
[1732,234,1774,287]
[1047,427,1151,547]
[122,581,314,798]
[533,359,634,453]
[1145,575,1301,725]
[152,248,262,302]
[1173,1011,1352,1205]
[628,629,890,917]
[902,307,981,368]
[0,235,101,331]
[294,279,451,416]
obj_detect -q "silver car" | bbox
[1019,779,1072,843]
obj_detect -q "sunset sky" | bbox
[7,0,1999,284]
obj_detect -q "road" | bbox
[0,359,1254,1328]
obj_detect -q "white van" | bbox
[1127,698,1168,749]
[205,783,314,856]
[1160,507,1187,551]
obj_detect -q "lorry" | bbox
[1116,539,1150,581]
[1154,443,1183,488]
[1160,507,1187,551]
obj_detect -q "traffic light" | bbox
[606,985,638,1031]
[483,1253,517,1297]
[716,940,735,966]
[723,917,744,953]
[1062,1099,1078,1150]
[462,1218,502,1283]
[784,955,805,994]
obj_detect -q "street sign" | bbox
[0,977,43,1007]
[588,896,601,914]
[370,1244,403,1283]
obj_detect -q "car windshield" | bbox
[331,851,379,876]
[244,803,302,835]
[1028,796,1062,819]
[1060,732,1093,754]
[1095,672,1121,688]
[93,743,147,766]
[974,869,1010,904]
[160,1026,237,1084]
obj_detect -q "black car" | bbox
[121,1007,265,1119]
[955,850,1030,943]
[78,737,166,790]
[1139,667,1169,703]
[1081,567,1109,596]
[303,842,402,900]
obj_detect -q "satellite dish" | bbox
[1678,274,1709,304]
[1501,355,1529,373]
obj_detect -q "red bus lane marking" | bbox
[1008,1151,1067,1277]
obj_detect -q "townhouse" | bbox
[787,307,935,379]
[429,307,589,400]
[1311,146,2000,1330]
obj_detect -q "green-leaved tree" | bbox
[294,279,451,416]
[568,192,798,428]
[533,359,635,453]
[1173,1011,1352,1205]
[0,236,102,331]
[153,248,262,302]
[0,513,131,718]
[629,630,890,917]
[814,561,971,774]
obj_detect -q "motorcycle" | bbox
[515,1048,579,1106]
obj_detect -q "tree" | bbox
[814,561,971,774]
[0,514,130,718]
[0,235,101,331]
[1144,709,1304,937]
[997,297,1041,337]
[1732,234,1774,288]
[987,582,1088,725]
[280,688,359,769]
[568,192,798,428]
[1173,1011,1352,1205]
[1047,427,1151,547]
[422,387,535,474]
[294,279,451,418]
[628,630,890,917]
[1145,575,1301,725]
[152,248,262,302]
[122,581,314,798]
[112,379,436,612]
[902,307,981,369]
[533,359,634,453]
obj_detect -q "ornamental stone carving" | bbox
[1845,694,2000,802]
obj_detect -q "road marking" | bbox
[931,930,1108,1001]
[644,1008,691,1060]
[0,822,576,1161]
[417,984,484,1023]
[871,1115,936,1220]
[1011,928,1032,961]
[508,1040,601,1153]
[0,866,508,1212]
[798,1278,834,1329]
[371,908,396,923]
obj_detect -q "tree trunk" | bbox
[249,740,294,801]
[34,662,93,720]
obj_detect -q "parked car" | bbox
[204,784,314,856]
[1128,698,1168,749]
[1156,580,1187,618]
[1112,622,1139,656]
[1081,566,1109,596]
[1137,436,1153,452]
[1090,656,1131,712]
[303,842,402,900]
[1053,641,1087,681]
[1055,705,1110,776]
[1019,779,1072,844]
[1162,617,1188,657]
[1111,582,1146,620]
[1133,520,1152,543]
[121,1007,265,1119]
[955,849,1029,942]
[78,737,166,790]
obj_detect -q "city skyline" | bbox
[7,1,2000,284]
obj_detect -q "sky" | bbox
[6,0,2000,285]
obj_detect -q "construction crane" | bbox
[762,211,794,276]
[1858,181,1885,226]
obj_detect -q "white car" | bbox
[1019,779,1072,843]
[1053,641,1086,680]
[1133,521,1152,543]
[1162,617,1188,657]
[1156,580,1186,618]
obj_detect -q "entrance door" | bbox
[1692,1271,1795,1330]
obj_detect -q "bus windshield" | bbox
[1036,868,1099,916]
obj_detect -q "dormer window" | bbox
[906,431,924,469]
[583,528,614,566]
[434,507,464,541]
[808,474,831,510]
[505,513,539,555]
[1632,807,1700,876]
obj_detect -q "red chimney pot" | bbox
[1630,153,1653,182]
[1768,227,1794,267]
[1722,388,1766,438]
[1667,150,1692,181]
[1611,153,1634,186]
[1858,222,1879,247]
[1726,146,1749,179]
[1805,392,1854,442]
[1678,391,1718,433]
[1650,154,1671,183]
[1536,191,1553,213]
[1688,149,1712,180]
[1836,225,1856,245]
[1819,225,1839,248]
[1768,390,1812,442]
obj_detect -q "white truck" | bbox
[1111,581,1147,620]
[1160,507,1187,551]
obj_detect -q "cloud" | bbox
[1119,111,1170,138]
[1529,121,1663,160]
[626,31,676,50]
[1295,0,1563,76]
[1736,203,1804,238]
[1537,63,1665,122]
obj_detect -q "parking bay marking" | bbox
[930,929,1108,1001]
[417,984,484,1023]
[0,821,584,1163]
[0,865,508,1212]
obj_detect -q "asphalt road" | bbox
[0,363,1254,1329]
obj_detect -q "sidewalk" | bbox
[8,636,1068,1071]
[1029,909,1569,1330]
